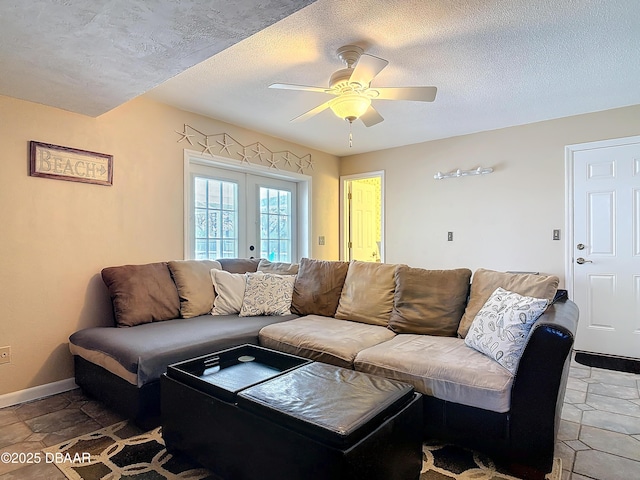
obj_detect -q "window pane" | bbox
[222,182,236,210]
[195,209,207,238]
[208,180,221,209]
[260,188,269,214]
[195,178,207,208]
[279,240,290,262]
[194,176,238,259]
[259,186,293,263]
[279,216,290,239]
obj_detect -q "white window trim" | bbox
[184,149,312,260]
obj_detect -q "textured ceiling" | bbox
[0,0,314,116]
[2,1,640,156]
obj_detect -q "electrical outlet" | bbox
[318,236,325,245]
[553,229,561,241]
[447,232,453,241]
[0,346,10,365]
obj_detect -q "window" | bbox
[259,186,293,262]
[194,177,238,259]
[185,152,309,261]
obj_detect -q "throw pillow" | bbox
[257,259,299,275]
[168,260,222,318]
[291,258,350,317]
[389,266,472,336]
[458,269,559,338]
[216,258,260,274]
[101,262,180,327]
[464,287,549,374]
[334,261,397,326]
[239,272,296,317]
[210,268,248,315]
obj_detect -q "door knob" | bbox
[576,257,592,264]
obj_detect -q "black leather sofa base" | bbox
[74,356,161,430]
[161,371,423,480]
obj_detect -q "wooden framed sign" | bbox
[29,141,113,186]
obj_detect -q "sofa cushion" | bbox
[465,287,549,374]
[354,334,514,413]
[168,260,222,318]
[217,257,260,274]
[69,313,299,387]
[389,266,471,336]
[335,261,396,326]
[291,258,350,317]
[457,269,559,338]
[240,272,296,316]
[257,259,299,275]
[101,262,180,327]
[210,269,247,315]
[259,316,396,368]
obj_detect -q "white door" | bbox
[247,176,297,262]
[569,136,640,359]
[350,180,379,262]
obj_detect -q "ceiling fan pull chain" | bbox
[348,120,353,148]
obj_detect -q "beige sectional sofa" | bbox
[70,257,577,480]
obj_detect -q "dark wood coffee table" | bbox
[161,344,422,480]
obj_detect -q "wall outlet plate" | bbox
[553,229,561,240]
[0,346,10,364]
[447,232,453,241]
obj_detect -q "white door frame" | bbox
[339,171,385,262]
[564,134,640,298]
[184,149,311,260]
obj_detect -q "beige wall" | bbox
[0,94,340,396]
[340,105,640,282]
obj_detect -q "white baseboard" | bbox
[0,378,78,409]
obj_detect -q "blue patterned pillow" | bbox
[239,272,296,317]
[464,287,548,374]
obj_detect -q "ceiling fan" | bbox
[269,45,437,131]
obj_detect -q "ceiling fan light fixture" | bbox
[329,93,371,122]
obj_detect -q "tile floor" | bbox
[0,357,638,479]
[556,358,640,480]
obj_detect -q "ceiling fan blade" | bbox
[349,54,389,86]
[360,105,384,127]
[291,100,333,123]
[372,86,437,102]
[269,83,332,94]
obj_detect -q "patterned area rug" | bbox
[44,421,561,480]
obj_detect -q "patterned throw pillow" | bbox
[464,287,549,374]
[239,272,296,317]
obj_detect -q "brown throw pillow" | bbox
[457,268,560,338]
[168,260,222,318]
[389,266,472,336]
[101,262,180,327]
[291,258,349,317]
[334,261,397,326]
[257,259,299,275]
[217,258,260,274]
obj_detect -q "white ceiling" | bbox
[3,1,640,157]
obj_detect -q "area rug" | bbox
[44,421,561,480]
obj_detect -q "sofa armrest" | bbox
[507,298,579,474]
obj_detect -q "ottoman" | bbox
[162,352,423,480]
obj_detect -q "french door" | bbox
[187,164,297,262]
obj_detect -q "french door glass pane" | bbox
[194,176,238,259]
[259,187,292,262]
